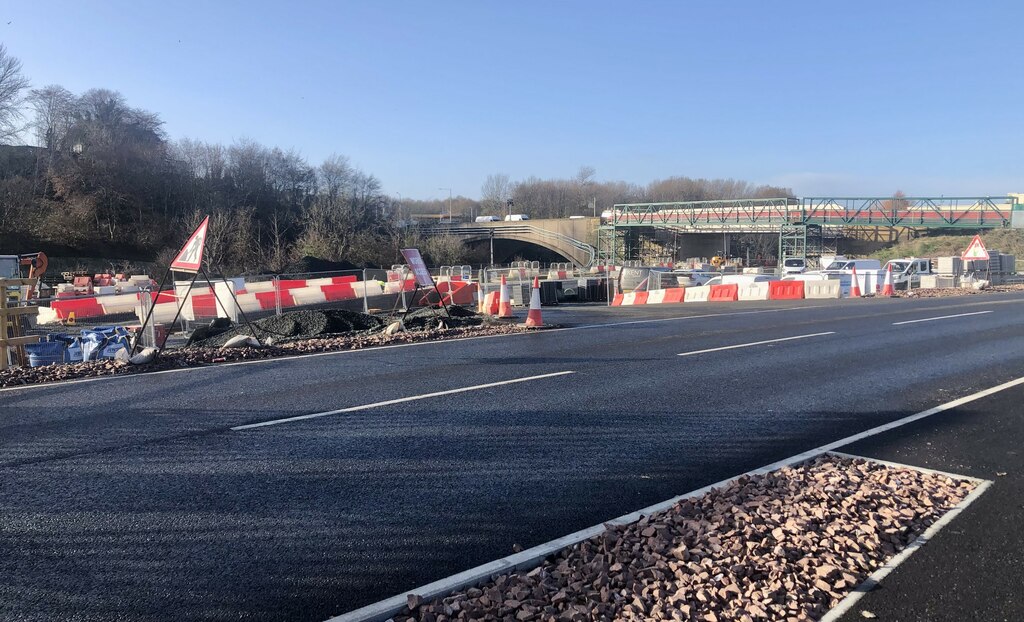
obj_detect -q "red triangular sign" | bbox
[961,234,989,261]
[170,216,210,273]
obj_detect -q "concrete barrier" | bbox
[805,280,842,299]
[737,282,770,301]
[683,286,711,303]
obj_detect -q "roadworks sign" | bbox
[961,235,989,261]
[170,216,210,273]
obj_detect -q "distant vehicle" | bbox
[475,216,500,222]
[702,274,780,288]
[884,257,932,288]
[820,259,881,273]
[568,215,586,219]
[782,258,806,274]
[675,271,717,287]
[600,210,614,220]
[504,214,530,221]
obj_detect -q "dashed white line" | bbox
[892,310,993,325]
[677,332,835,357]
[231,370,575,430]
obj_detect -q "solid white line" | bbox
[892,310,993,325]
[0,305,824,395]
[819,479,993,622]
[230,371,575,431]
[677,331,835,357]
[327,373,1024,622]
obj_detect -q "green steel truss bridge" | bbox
[608,196,1022,229]
[599,196,1022,266]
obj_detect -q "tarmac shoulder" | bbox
[834,386,1024,622]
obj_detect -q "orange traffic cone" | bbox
[850,265,862,298]
[880,264,895,297]
[525,277,543,327]
[497,274,514,318]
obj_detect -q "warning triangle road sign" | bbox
[961,234,989,261]
[170,216,210,273]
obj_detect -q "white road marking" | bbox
[677,331,835,357]
[230,371,575,431]
[327,373,1024,622]
[892,310,993,325]
[819,476,992,622]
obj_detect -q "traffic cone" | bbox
[525,277,543,328]
[850,265,862,298]
[497,274,514,318]
[880,264,895,297]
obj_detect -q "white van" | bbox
[504,214,530,221]
[703,274,780,287]
[475,216,500,222]
[884,257,932,287]
[821,259,881,273]
[782,258,806,274]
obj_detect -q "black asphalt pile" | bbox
[195,309,384,347]
[394,456,974,622]
[401,305,483,330]
[0,322,529,388]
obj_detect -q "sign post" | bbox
[961,234,990,283]
[400,248,451,318]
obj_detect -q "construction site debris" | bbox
[0,323,531,388]
[391,455,974,622]
[194,309,385,347]
[898,283,1024,298]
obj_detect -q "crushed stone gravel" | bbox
[392,455,975,622]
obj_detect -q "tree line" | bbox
[0,44,793,272]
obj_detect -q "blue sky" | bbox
[4,1,1022,200]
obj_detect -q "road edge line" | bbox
[818,478,993,622]
[324,374,1024,622]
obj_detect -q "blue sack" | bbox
[24,341,65,367]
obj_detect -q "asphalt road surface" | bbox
[2,293,1024,621]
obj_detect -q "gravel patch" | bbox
[393,455,974,622]
[898,283,1024,298]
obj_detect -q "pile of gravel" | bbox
[393,455,974,622]
[194,309,384,347]
[900,283,1024,298]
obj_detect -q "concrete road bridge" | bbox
[420,218,600,267]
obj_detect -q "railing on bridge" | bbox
[611,196,1020,229]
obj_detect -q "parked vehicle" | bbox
[504,214,530,221]
[474,216,500,222]
[820,258,881,273]
[702,274,780,288]
[884,257,932,288]
[782,258,806,274]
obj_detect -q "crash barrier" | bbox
[737,282,770,301]
[683,286,711,303]
[804,280,842,299]
[708,284,738,302]
[768,280,805,300]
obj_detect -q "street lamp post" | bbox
[438,187,452,223]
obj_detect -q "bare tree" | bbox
[480,173,511,216]
[0,44,30,143]
[26,85,75,149]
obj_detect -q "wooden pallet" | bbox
[1,278,41,370]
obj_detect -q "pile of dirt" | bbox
[194,309,384,347]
